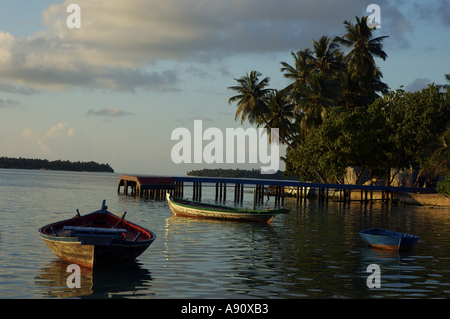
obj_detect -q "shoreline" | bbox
[281,186,450,208]
[397,192,450,208]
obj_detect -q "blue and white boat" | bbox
[359,227,420,251]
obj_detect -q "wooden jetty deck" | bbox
[117,175,433,204]
[117,175,177,200]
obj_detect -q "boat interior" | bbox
[40,210,153,242]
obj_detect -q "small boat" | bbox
[38,200,156,268]
[166,193,288,223]
[359,227,419,251]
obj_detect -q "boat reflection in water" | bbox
[34,259,152,298]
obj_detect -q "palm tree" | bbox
[333,16,388,79]
[294,72,340,134]
[280,49,314,93]
[310,35,345,75]
[257,89,301,147]
[228,70,271,125]
[228,71,294,149]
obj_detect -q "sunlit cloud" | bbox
[86,107,134,117]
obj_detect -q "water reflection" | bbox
[35,259,152,298]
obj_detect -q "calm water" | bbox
[1,169,450,299]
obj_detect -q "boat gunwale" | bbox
[168,194,289,215]
[359,227,420,239]
[38,209,156,245]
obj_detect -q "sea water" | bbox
[1,168,450,299]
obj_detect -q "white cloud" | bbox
[17,123,93,160]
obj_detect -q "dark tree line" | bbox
[0,156,114,172]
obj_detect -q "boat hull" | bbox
[39,205,156,268]
[359,228,419,251]
[166,194,287,223]
[40,235,153,268]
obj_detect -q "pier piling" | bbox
[117,175,427,206]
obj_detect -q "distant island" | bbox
[187,168,298,180]
[0,156,114,172]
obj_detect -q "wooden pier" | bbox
[117,175,432,205]
[117,175,180,200]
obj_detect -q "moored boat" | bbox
[166,193,288,223]
[38,200,156,268]
[359,227,419,251]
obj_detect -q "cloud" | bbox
[0,81,39,95]
[405,78,431,92]
[86,107,134,117]
[192,116,214,122]
[0,98,21,108]
[0,0,417,93]
[18,122,93,160]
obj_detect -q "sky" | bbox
[0,0,449,176]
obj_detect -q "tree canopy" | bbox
[228,16,450,186]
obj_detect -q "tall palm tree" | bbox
[228,71,295,149]
[280,49,314,92]
[281,37,345,129]
[333,16,388,79]
[228,70,271,125]
[310,35,345,75]
[294,72,340,134]
[333,16,389,107]
[257,89,301,147]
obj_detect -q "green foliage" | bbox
[436,177,450,195]
[284,84,450,185]
[283,106,373,183]
[0,157,114,172]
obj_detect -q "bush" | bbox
[436,177,450,195]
